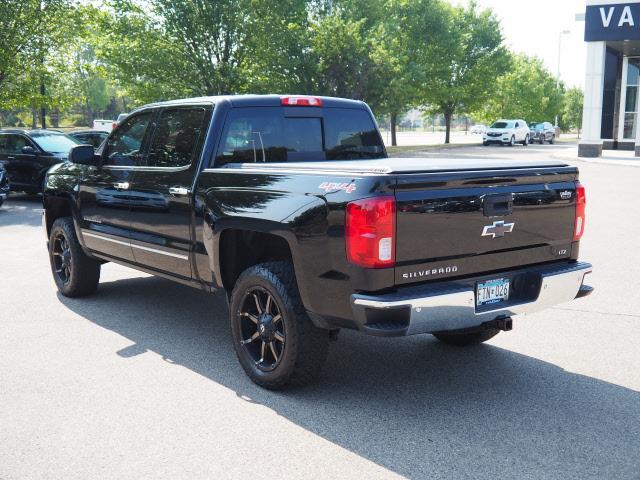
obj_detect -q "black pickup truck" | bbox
[43,95,593,389]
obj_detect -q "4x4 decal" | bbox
[318,182,356,194]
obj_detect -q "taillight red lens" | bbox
[346,196,396,268]
[281,96,323,107]
[574,183,586,241]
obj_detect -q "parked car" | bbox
[0,163,9,206]
[483,119,530,146]
[470,124,487,134]
[0,129,79,193]
[529,121,556,144]
[68,130,109,148]
[92,119,116,132]
[43,94,592,389]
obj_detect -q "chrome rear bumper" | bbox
[350,262,592,337]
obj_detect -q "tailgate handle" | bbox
[483,194,513,217]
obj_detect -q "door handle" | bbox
[113,182,130,190]
[169,187,189,196]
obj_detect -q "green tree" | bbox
[368,0,427,146]
[309,13,381,100]
[416,1,510,144]
[0,0,74,127]
[474,54,565,126]
[562,87,584,134]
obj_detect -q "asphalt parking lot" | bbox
[1,142,639,479]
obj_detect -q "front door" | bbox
[0,134,39,191]
[126,105,211,279]
[77,110,154,262]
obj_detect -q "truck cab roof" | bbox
[135,94,367,111]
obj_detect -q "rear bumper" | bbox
[350,261,592,337]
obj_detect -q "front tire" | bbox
[48,217,101,297]
[229,261,330,390]
[549,135,555,144]
[508,136,515,147]
[433,328,500,346]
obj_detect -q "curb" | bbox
[552,147,640,168]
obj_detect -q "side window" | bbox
[515,122,520,128]
[103,112,152,166]
[147,107,206,168]
[0,135,34,154]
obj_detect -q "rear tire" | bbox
[433,328,500,346]
[48,217,101,297]
[522,135,529,146]
[229,261,330,390]
[483,141,489,146]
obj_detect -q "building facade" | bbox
[581,0,640,157]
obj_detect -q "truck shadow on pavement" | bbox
[58,275,639,479]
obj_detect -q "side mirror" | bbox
[21,146,36,154]
[69,145,100,166]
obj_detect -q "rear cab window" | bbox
[214,106,385,166]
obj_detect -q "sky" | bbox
[447,0,587,89]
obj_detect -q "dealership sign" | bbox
[585,3,640,41]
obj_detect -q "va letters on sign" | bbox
[585,3,640,41]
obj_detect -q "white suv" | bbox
[483,119,529,146]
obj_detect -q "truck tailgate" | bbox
[394,166,579,285]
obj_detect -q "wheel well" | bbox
[219,229,293,291]
[44,197,72,237]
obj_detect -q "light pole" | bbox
[556,29,571,127]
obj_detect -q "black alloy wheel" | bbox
[238,287,286,372]
[229,261,330,389]
[48,217,101,297]
[52,232,72,285]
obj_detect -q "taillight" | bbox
[346,196,395,268]
[574,182,586,241]
[281,96,323,107]
[112,122,117,130]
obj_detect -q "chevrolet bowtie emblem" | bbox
[482,220,515,238]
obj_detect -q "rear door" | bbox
[126,105,211,278]
[77,110,154,262]
[394,169,578,285]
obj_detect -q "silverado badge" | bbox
[482,220,515,239]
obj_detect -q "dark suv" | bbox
[529,122,555,144]
[0,129,79,193]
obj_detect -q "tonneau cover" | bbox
[221,157,569,175]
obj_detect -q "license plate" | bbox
[476,278,510,306]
